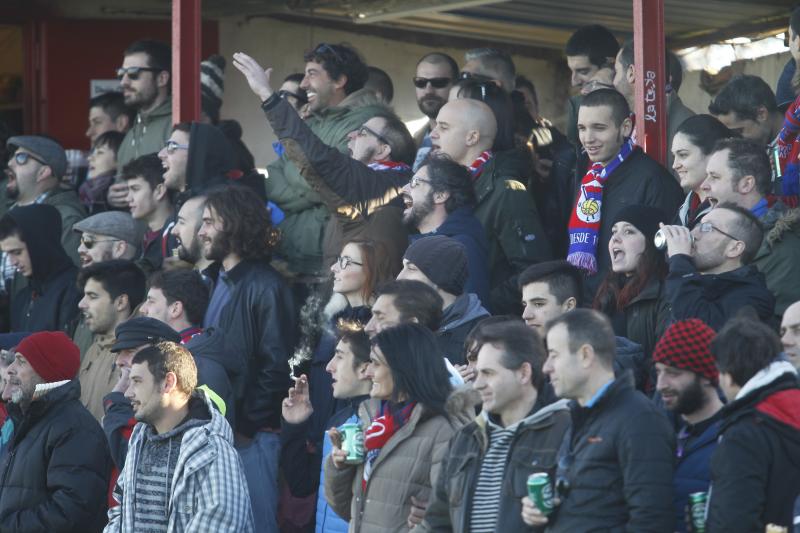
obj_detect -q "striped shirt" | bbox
[469,417,520,533]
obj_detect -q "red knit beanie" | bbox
[653,319,718,384]
[15,331,80,383]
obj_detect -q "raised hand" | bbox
[232,52,274,102]
[281,374,313,425]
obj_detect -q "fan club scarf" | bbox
[777,95,800,198]
[468,150,494,181]
[567,138,635,274]
[368,160,412,172]
[362,401,416,490]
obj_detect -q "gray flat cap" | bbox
[7,135,67,178]
[73,211,142,246]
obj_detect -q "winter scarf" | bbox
[468,151,493,181]
[368,160,411,172]
[567,138,635,274]
[777,95,800,197]
[362,401,416,490]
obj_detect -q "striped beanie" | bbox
[201,54,226,122]
[653,319,718,384]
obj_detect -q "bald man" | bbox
[781,301,800,370]
[430,99,552,314]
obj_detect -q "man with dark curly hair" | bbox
[199,185,297,531]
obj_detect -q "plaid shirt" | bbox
[104,392,254,532]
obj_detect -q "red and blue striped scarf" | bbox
[567,138,635,274]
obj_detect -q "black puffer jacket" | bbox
[206,259,297,436]
[707,364,800,532]
[549,375,675,533]
[0,379,111,532]
[665,254,776,331]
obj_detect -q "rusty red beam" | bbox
[172,0,202,124]
[633,0,667,166]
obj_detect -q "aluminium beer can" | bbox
[527,472,555,515]
[339,422,365,464]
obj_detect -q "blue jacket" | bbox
[672,416,721,533]
[410,207,491,309]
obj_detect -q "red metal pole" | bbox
[172,0,201,124]
[633,0,667,166]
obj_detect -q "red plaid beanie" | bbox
[653,319,718,384]
[16,332,80,383]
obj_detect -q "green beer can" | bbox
[527,472,555,515]
[339,422,365,464]
[689,491,707,533]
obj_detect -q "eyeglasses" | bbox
[696,222,740,242]
[164,140,190,155]
[116,66,162,80]
[409,175,432,188]
[12,152,46,166]
[356,125,390,146]
[413,77,452,89]
[278,89,308,105]
[336,255,363,270]
[313,43,343,63]
[80,236,120,249]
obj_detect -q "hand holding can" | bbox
[656,223,693,257]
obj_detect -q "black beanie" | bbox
[611,204,669,243]
[403,235,468,295]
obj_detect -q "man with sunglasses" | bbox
[234,50,415,270]
[235,43,384,281]
[701,137,800,318]
[115,40,172,172]
[72,211,140,268]
[412,52,458,167]
[522,309,675,532]
[460,48,516,93]
[4,136,85,267]
[659,202,775,331]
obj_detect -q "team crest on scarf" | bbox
[567,138,635,274]
[576,181,603,223]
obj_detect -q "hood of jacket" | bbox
[7,379,80,442]
[8,203,73,285]
[185,123,235,194]
[140,96,172,122]
[440,293,490,333]
[721,362,800,438]
[480,397,571,433]
[185,327,245,378]
[761,201,800,246]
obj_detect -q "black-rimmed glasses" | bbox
[356,125,390,146]
[336,255,363,269]
[695,222,740,242]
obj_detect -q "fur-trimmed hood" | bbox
[762,201,800,246]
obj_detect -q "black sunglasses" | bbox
[278,89,308,105]
[413,77,452,89]
[116,66,161,80]
[313,43,343,64]
[12,151,46,166]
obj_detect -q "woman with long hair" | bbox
[671,114,737,228]
[324,323,473,532]
[594,205,671,388]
